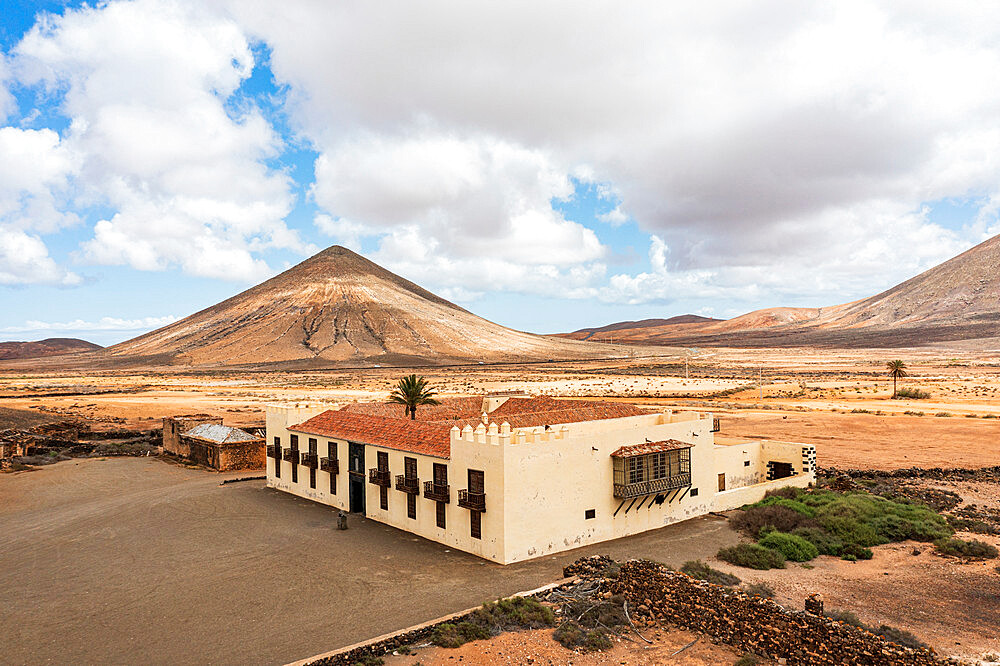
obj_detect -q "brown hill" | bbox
[0,338,102,361]
[99,246,625,367]
[557,234,1000,349]
[562,315,722,341]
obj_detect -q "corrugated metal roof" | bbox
[610,440,691,458]
[184,423,260,444]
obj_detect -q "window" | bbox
[470,510,482,539]
[377,451,388,471]
[308,438,317,489]
[273,436,281,478]
[585,509,596,519]
[328,441,337,495]
[407,493,416,519]
[468,469,484,494]
[690,488,699,497]
[744,460,751,467]
[627,456,644,484]
[433,463,447,486]
[718,473,726,492]
[436,501,446,529]
[290,435,298,484]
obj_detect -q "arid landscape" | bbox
[3,344,1000,664]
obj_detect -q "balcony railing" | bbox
[458,489,486,512]
[395,475,420,494]
[320,456,339,474]
[711,417,721,433]
[613,473,691,499]
[368,468,391,487]
[282,448,299,463]
[300,452,318,469]
[423,481,450,503]
[266,444,278,458]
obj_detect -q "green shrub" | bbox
[934,537,999,559]
[430,621,490,648]
[825,609,927,649]
[552,621,612,652]
[351,656,384,666]
[764,486,803,501]
[894,387,930,399]
[744,581,775,598]
[791,527,844,556]
[681,560,741,586]
[717,543,786,570]
[903,410,924,416]
[841,543,873,560]
[730,504,816,537]
[735,655,763,666]
[820,516,887,548]
[759,531,819,562]
[749,496,816,517]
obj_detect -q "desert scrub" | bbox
[680,559,741,586]
[552,621,613,652]
[758,531,819,562]
[717,543,786,570]
[730,504,816,537]
[934,537,999,559]
[825,609,928,650]
[791,527,844,556]
[735,655,763,666]
[432,597,555,648]
[747,495,816,517]
[743,581,775,598]
[893,387,930,399]
[431,622,490,648]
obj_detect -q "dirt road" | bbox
[0,457,738,666]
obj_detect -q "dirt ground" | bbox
[381,626,758,665]
[3,348,999,663]
[0,456,740,666]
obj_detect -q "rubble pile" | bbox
[597,559,944,666]
[1,420,160,469]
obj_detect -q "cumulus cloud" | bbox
[220,0,1000,306]
[13,0,304,282]
[0,126,80,285]
[0,315,177,333]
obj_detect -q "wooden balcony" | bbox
[458,489,486,512]
[320,456,339,474]
[423,481,450,503]
[395,475,420,494]
[711,417,721,433]
[613,473,691,499]
[282,448,299,463]
[368,468,391,487]
[300,452,318,469]
[266,444,278,458]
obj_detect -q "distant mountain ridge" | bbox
[556,234,1000,348]
[0,338,102,361]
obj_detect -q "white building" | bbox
[266,394,815,564]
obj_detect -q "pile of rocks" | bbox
[596,559,944,666]
[819,466,1000,483]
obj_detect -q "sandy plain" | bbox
[2,346,999,664]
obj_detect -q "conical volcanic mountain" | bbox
[105,246,616,366]
[560,233,1000,349]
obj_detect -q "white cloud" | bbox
[0,315,178,334]
[0,228,79,286]
[220,0,1000,308]
[0,54,15,122]
[13,0,304,282]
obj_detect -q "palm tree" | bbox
[388,374,440,419]
[886,360,908,398]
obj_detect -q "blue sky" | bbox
[2,1,998,345]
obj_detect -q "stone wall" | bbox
[601,558,943,666]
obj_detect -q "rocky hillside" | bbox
[0,338,102,361]
[102,246,622,367]
[557,233,1000,348]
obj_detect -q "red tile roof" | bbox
[610,440,691,458]
[291,410,455,459]
[340,397,484,422]
[299,396,653,458]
